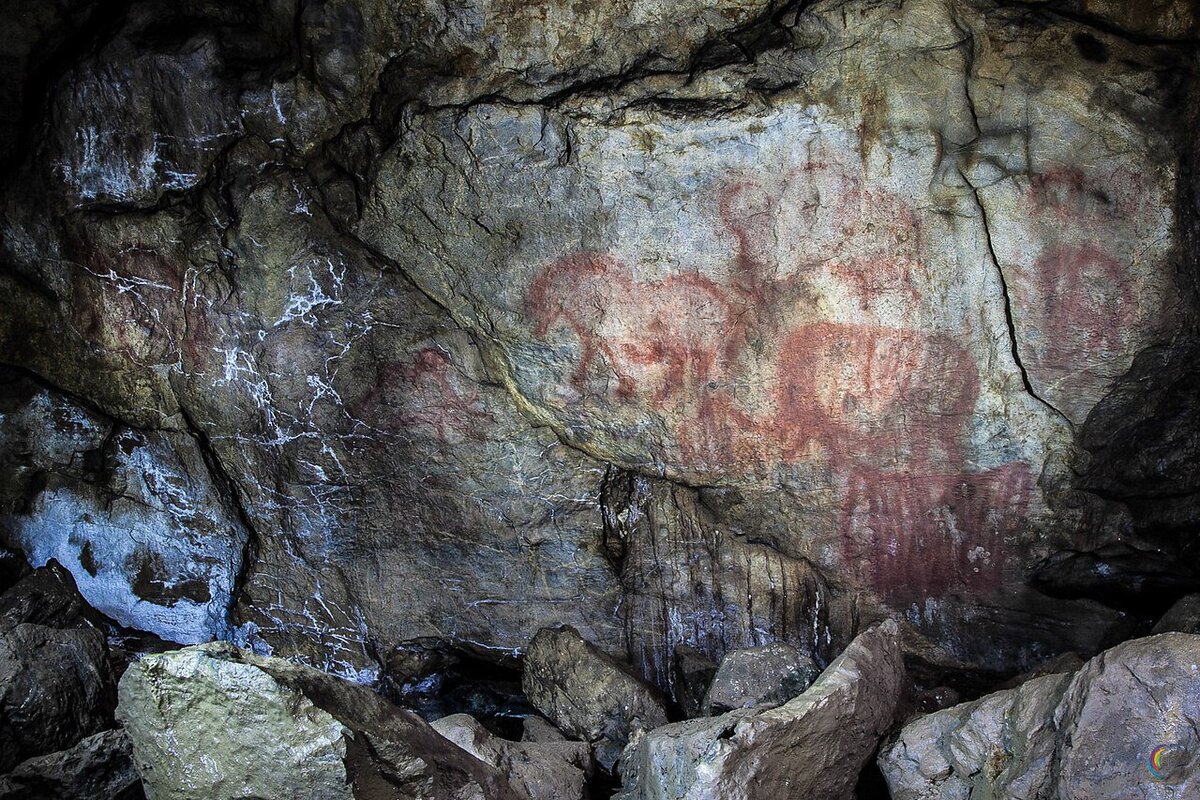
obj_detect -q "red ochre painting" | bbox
[523,159,1152,601]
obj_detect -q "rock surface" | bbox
[0,0,1195,725]
[702,641,819,714]
[0,622,115,771]
[522,626,669,771]
[117,642,526,800]
[1153,594,1200,634]
[0,729,141,800]
[617,620,903,800]
[880,632,1200,799]
[433,713,591,800]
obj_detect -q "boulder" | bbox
[702,641,820,715]
[433,713,591,800]
[522,626,669,771]
[880,673,1071,799]
[616,620,903,800]
[0,622,114,771]
[1152,594,1200,634]
[0,729,140,800]
[879,632,1200,799]
[117,642,527,800]
[521,716,568,744]
[0,560,91,632]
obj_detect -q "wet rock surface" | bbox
[0,622,115,771]
[117,642,527,800]
[617,620,904,800]
[522,625,669,771]
[879,632,1200,799]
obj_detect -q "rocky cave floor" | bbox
[2,0,1200,797]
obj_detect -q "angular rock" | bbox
[1152,594,1200,634]
[1054,633,1200,798]
[0,561,91,632]
[673,646,720,719]
[617,620,903,800]
[880,673,1072,799]
[433,713,591,800]
[0,623,115,771]
[117,642,526,800]
[522,626,669,771]
[702,641,819,715]
[119,642,528,800]
[522,716,569,744]
[879,632,1200,799]
[0,729,140,800]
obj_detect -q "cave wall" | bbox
[1,0,1197,694]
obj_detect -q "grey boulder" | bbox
[117,642,526,800]
[0,729,140,800]
[522,625,669,771]
[702,641,820,715]
[1152,594,1200,634]
[0,622,114,771]
[879,632,1200,799]
[616,620,903,800]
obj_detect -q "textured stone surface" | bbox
[0,622,114,771]
[880,632,1200,799]
[702,641,819,714]
[0,371,250,644]
[1153,594,1200,634]
[522,625,669,771]
[0,0,1195,704]
[617,620,903,800]
[433,713,591,800]
[0,729,141,800]
[117,642,526,800]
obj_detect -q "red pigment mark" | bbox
[1032,244,1137,365]
[844,461,1033,600]
[1028,165,1156,225]
[527,251,743,402]
[352,348,493,442]
[68,241,215,367]
[774,322,978,470]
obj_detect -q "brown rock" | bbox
[522,626,669,771]
[433,713,591,800]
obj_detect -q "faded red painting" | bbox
[1016,164,1158,403]
[351,347,493,443]
[69,240,216,368]
[526,161,1040,599]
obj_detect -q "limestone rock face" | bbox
[0,371,250,644]
[616,620,903,800]
[879,632,1200,799]
[702,641,819,714]
[522,626,669,771]
[0,0,1196,706]
[433,713,591,800]
[117,642,527,800]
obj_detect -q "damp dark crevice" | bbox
[175,403,261,634]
